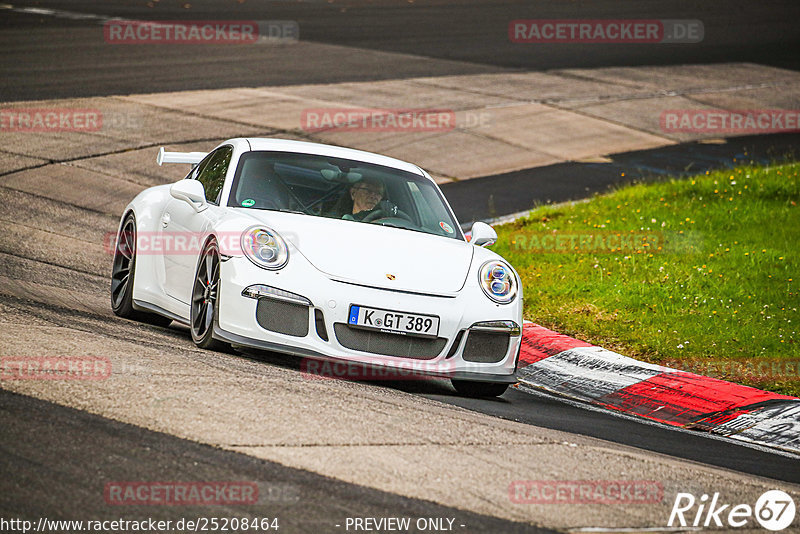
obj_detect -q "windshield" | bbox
[227,151,463,241]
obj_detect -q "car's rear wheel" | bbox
[451,379,509,398]
[190,239,227,351]
[110,214,172,327]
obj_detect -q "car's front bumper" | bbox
[215,255,522,382]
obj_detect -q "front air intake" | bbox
[256,298,309,337]
[461,331,510,363]
[333,324,447,359]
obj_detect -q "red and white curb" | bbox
[517,322,800,454]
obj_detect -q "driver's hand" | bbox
[377,199,398,216]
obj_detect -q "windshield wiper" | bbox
[374,222,455,239]
[373,221,430,235]
[240,206,308,215]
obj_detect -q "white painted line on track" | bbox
[3,4,119,23]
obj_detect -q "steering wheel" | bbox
[360,201,413,224]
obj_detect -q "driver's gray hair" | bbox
[352,176,385,193]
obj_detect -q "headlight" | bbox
[478,260,517,304]
[241,226,288,270]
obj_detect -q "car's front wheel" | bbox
[190,238,227,351]
[110,214,172,327]
[451,379,509,398]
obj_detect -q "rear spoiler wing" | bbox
[157,147,207,167]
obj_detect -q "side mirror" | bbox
[470,221,497,247]
[170,180,208,212]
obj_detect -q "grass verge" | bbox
[494,162,799,396]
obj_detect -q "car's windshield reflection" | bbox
[228,151,463,241]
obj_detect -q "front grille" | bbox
[462,331,510,363]
[333,323,447,359]
[256,298,309,337]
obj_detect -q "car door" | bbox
[161,145,233,304]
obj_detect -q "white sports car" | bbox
[111,138,522,396]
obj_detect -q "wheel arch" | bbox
[193,233,222,274]
[118,187,170,307]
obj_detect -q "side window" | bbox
[195,146,233,205]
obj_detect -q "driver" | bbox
[342,177,388,221]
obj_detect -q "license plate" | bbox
[348,305,440,338]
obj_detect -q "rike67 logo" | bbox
[669,490,796,531]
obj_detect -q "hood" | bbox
[229,209,473,295]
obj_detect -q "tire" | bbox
[190,238,227,351]
[110,214,172,327]
[451,379,510,398]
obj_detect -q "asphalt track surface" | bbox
[232,350,800,485]
[0,389,550,533]
[1,0,800,101]
[445,132,800,223]
[2,0,800,530]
